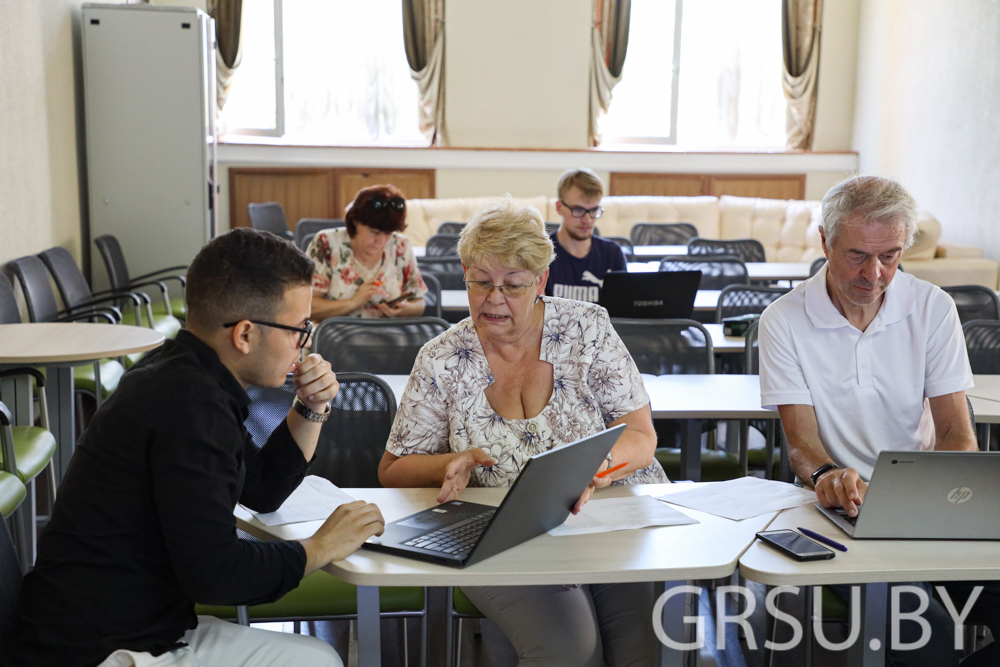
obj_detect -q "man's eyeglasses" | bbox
[464,277,538,297]
[368,195,405,211]
[559,201,604,220]
[222,319,314,349]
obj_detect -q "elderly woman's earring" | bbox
[535,295,541,304]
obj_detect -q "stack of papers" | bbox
[657,476,817,521]
[548,495,699,536]
[245,476,357,527]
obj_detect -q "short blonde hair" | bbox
[557,168,604,200]
[458,197,554,275]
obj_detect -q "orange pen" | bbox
[596,462,628,478]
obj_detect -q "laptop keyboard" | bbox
[834,508,858,526]
[403,509,496,555]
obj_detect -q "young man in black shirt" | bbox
[3,229,384,667]
[545,168,626,303]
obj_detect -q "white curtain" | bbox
[402,0,446,145]
[207,0,243,111]
[782,0,823,149]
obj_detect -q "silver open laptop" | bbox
[816,451,1000,539]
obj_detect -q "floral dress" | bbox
[307,228,427,318]
[386,297,669,486]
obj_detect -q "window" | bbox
[219,0,282,136]
[599,0,786,149]
[221,0,424,145]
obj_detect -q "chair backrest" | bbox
[943,285,1000,324]
[8,256,63,322]
[39,247,95,312]
[425,234,462,257]
[687,237,767,264]
[245,373,396,489]
[658,256,749,291]
[544,222,560,235]
[611,318,714,375]
[0,514,22,640]
[716,285,791,323]
[963,320,1000,374]
[745,320,760,375]
[417,257,466,290]
[93,235,132,292]
[809,257,826,277]
[0,275,22,325]
[295,219,344,251]
[247,202,290,236]
[301,233,318,253]
[313,316,451,375]
[603,236,634,260]
[629,222,698,246]
[437,222,466,235]
[421,273,443,319]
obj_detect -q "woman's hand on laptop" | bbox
[437,449,497,504]
[815,467,869,518]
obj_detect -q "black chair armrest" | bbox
[0,400,11,427]
[59,291,148,317]
[132,266,187,282]
[57,308,120,324]
[0,367,46,388]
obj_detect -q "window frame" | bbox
[221,0,285,138]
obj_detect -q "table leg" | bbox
[679,420,701,482]
[45,366,75,483]
[738,419,749,476]
[656,580,695,667]
[764,421,776,480]
[862,582,888,667]
[356,585,381,667]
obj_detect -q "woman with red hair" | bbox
[307,184,428,320]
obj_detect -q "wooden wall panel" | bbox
[708,175,805,200]
[229,168,335,230]
[335,169,435,213]
[609,172,806,200]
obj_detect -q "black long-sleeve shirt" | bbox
[3,331,311,667]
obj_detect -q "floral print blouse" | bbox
[307,228,427,318]
[386,297,669,487]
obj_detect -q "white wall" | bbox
[853,0,1000,258]
[813,0,861,152]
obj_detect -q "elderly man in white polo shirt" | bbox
[759,175,988,667]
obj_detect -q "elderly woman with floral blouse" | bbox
[378,198,667,667]
[307,184,427,320]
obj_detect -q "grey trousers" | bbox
[462,582,656,667]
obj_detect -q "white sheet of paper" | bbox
[657,476,817,521]
[548,495,699,536]
[246,476,357,527]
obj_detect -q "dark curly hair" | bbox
[344,184,407,238]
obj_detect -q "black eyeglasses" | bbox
[559,200,604,220]
[368,195,405,211]
[222,319,314,349]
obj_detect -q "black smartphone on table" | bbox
[384,291,415,307]
[756,530,836,561]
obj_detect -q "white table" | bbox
[237,483,779,667]
[439,289,722,313]
[967,375,1000,403]
[629,260,811,282]
[739,503,1000,667]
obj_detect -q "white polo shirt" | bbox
[759,265,973,480]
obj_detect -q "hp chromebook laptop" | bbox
[598,271,701,319]
[815,451,1000,539]
[363,425,625,567]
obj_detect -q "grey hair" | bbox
[821,175,919,250]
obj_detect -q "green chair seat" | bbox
[453,587,482,617]
[151,296,186,321]
[655,448,743,482]
[119,312,181,367]
[747,447,781,478]
[820,585,850,621]
[196,570,425,620]
[0,426,57,483]
[0,471,27,519]
[74,359,125,398]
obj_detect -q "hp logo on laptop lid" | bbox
[947,487,973,504]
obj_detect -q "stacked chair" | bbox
[294,219,344,251]
[93,234,188,321]
[629,222,698,246]
[247,202,294,241]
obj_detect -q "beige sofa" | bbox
[404,195,999,289]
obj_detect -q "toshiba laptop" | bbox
[815,451,1000,539]
[598,271,701,319]
[363,424,625,567]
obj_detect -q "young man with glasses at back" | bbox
[3,229,384,667]
[545,168,626,304]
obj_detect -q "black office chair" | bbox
[943,286,1000,324]
[417,257,467,322]
[93,234,187,321]
[247,202,294,240]
[963,320,1000,374]
[425,234,462,257]
[545,222,602,236]
[421,273,443,319]
[715,285,791,323]
[294,219,345,251]
[659,256,749,291]
[742,321,780,478]
[687,237,767,264]
[313,317,451,376]
[603,236,634,261]
[808,257,826,277]
[629,222,698,246]
[437,222,466,235]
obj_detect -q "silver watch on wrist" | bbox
[292,397,332,423]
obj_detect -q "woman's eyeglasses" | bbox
[559,201,604,219]
[222,319,314,349]
[464,277,538,297]
[368,195,405,211]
